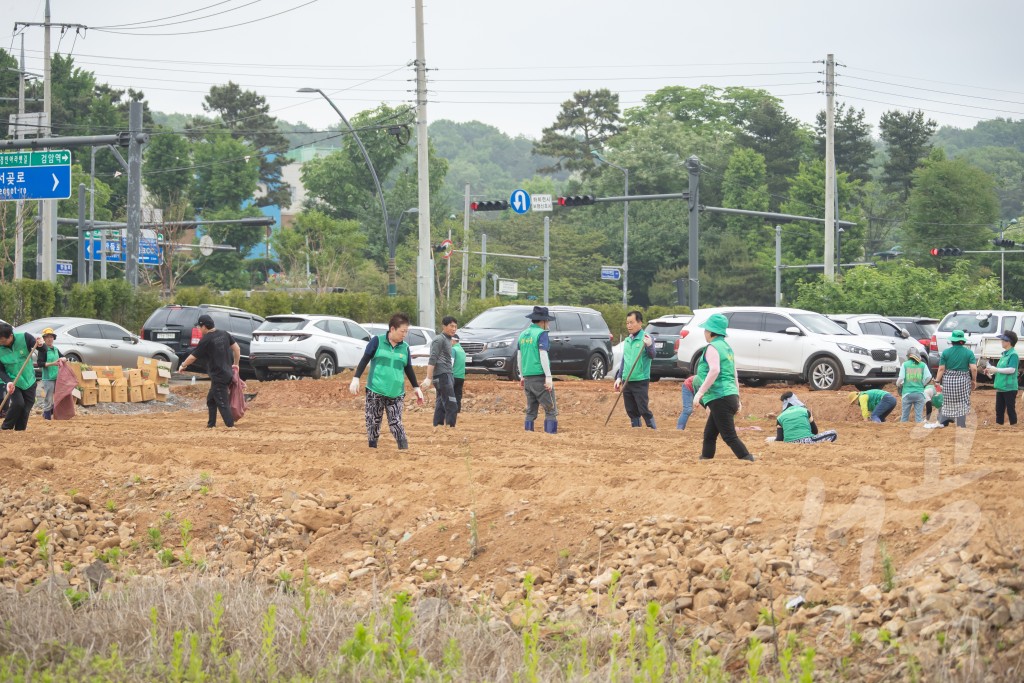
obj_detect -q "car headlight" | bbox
[836,343,869,356]
[485,337,514,350]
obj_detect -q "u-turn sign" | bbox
[510,189,531,214]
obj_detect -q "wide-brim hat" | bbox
[848,391,861,404]
[526,306,555,322]
[41,327,57,339]
[699,313,729,337]
[906,347,921,361]
[950,329,966,343]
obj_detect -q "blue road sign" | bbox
[56,260,73,276]
[601,266,622,281]
[0,150,73,201]
[510,189,531,214]
[84,237,162,265]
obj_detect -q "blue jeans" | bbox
[677,384,694,430]
[900,392,925,422]
[871,394,898,422]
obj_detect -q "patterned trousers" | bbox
[364,389,408,446]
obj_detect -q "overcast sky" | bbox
[4,0,1023,141]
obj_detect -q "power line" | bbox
[92,0,265,30]
[91,0,320,37]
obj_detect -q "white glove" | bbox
[5,382,12,394]
[544,377,553,391]
[613,378,622,391]
[420,377,432,389]
[414,387,425,403]
[348,377,359,395]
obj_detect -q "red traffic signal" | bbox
[470,200,509,212]
[930,247,963,257]
[557,195,596,207]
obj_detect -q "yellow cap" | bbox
[41,328,56,337]
[848,391,860,404]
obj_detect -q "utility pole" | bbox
[824,53,836,281]
[14,35,26,280]
[460,183,470,312]
[543,216,550,305]
[686,156,701,311]
[480,233,487,299]
[414,0,435,330]
[775,225,782,306]
[125,101,144,287]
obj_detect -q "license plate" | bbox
[656,342,664,349]
[882,364,897,373]
[465,357,473,364]
[155,332,175,340]
[263,337,282,342]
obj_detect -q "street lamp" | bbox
[591,150,629,306]
[1000,218,1018,301]
[297,87,391,293]
[389,207,418,296]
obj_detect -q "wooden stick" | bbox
[604,340,645,426]
[0,350,36,415]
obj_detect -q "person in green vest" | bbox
[983,329,1019,425]
[451,334,467,414]
[774,391,837,443]
[36,327,66,421]
[0,322,43,431]
[517,306,557,433]
[349,313,425,449]
[691,313,755,461]
[935,329,978,428]
[896,347,932,422]
[849,388,897,422]
[613,310,656,428]
[923,384,944,425]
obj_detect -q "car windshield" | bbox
[463,308,530,330]
[939,313,1001,334]
[791,313,852,335]
[258,318,310,332]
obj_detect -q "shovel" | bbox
[0,350,36,415]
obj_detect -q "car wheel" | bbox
[649,374,661,383]
[585,352,607,380]
[504,354,518,381]
[313,352,336,379]
[65,352,83,363]
[741,378,766,388]
[253,368,268,382]
[807,357,842,391]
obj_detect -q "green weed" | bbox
[104,499,117,512]
[147,527,162,550]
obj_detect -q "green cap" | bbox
[699,313,729,337]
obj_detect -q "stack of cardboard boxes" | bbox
[67,357,173,406]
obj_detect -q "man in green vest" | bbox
[0,323,43,431]
[896,347,931,422]
[613,310,656,428]
[517,306,557,433]
[36,327,65,421]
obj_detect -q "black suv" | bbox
[141,304,265,377]
[644,314,693,380]
[458,305,613,380]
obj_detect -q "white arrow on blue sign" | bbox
[510,189,531,214]
[601,266,622,281]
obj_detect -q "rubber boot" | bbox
[645,416,656,429]
[524,420,534,432]
[42,409,52,421]
[368,440,377,448]
[630,417,641,428]
[396,436,409,450]
[543,419,557,434]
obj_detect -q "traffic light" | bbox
[470,200,509,211]
[993,238,1016,248]
[557,195,596,207]
[930,247,963,257]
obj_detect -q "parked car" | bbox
[457,305,613,380]
[827,314,926,365]
[15,317,180,372]
[142,304,264,377]
[362,323,436,366]
[889,316,940,371]
[675,307,900,391]
[935,310,1024,378]
[249,314,370,380]
[644,314,693,380]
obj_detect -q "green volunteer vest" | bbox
[940,344,975,371]
[0,333,36,390]
[901,360,927,395]
[696,337,738,405]
[367,334,410,398]
[860,389,889,411]
[43,345,60,381]
[778,406,813,442]
[994,348,1019,392]
[622,331,651,381]
[452,343,466,379]
[518,324,546,377]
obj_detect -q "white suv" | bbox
[827,314,926,362]
[250,314,371,380]
[675,307,900,391]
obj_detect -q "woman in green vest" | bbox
[775,392,837,443]
[36,327,65,421]
[896,347,931,422]
[349,313,425,450]
[691,313,754,461]
[0,322,42,431]
[935,329,978,428]
[983,330,1019,425]
[451,334,466,414]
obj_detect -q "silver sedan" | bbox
[15,317,180,371]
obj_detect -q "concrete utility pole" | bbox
[41,0,54,282]
[125,101,144,287]
[824,53,836,281]
[14,35,26,280]
[460,183,470,312]
[775,225,783,306]
[414,0,435,330]
[686,156,701,311]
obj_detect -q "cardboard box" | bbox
[81,369,98,382]
[128,385,144,403]
[67,362,85,385]
[78,385,98,406]
[141,380,156,402]
[126,369,144,387]
[157,367,172,380]
[154,383,170,402]
[96,378,112,403]
[94,365,124,381]
[111,378,129,403]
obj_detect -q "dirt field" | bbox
[1,373,1022,679]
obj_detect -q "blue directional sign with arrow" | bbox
[84,233,162,266]
[510,189,531,214]
[0,150,72,201]
[601,266,622,281]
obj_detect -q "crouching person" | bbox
[776,391,837,444]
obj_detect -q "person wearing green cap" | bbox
[692,313,754,461]
[896,347,931,422]
[935,328,977,428]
